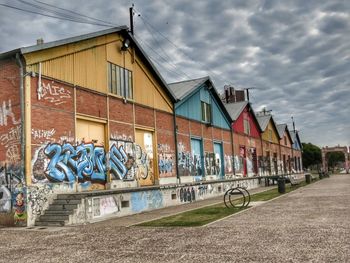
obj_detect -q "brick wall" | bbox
[0,59,21,170]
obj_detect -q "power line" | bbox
[136,36,189,80]
[135,10,237,87]
[0,3,114,27]
[135,34,192,80]
[32,0,117,26]
[16,0,102,24]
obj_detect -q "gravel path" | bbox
[1,174,349,263]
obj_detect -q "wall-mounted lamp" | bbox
[121,38,131,51]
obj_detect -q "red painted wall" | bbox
[232,105,260,138]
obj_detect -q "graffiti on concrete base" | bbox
[130,190,163,213]
[27,185,53,216]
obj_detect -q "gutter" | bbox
[173,110,180,184]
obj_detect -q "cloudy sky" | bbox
[0,0,349,148]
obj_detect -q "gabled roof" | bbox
[168,76,233,123]
[276,124,287,138]
[255,114,271,131]
[255,114,281,139]
[0,26,128,58]
[0,26,177,102]
[168,76,208,100]
[224,101,248,121]
[291,130,303,150]
[277,123,293,143]
[224,101,262,132]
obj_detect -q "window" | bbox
[268,129,273,141]
[108,62,133,99]
[201,101,211,123]
[244,118,250,135]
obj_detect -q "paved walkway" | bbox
[1,174,349,263]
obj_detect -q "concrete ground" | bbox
[1,174,349,263]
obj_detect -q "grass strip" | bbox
[137,179,316,227]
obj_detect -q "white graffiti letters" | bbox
[38,82,71,105]
[31,128,56,140]
[0,100,19,126]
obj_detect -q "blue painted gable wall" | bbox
[175,84,230,129]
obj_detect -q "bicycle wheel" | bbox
[228,188,246,209]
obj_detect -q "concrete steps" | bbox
[35,194,83,227]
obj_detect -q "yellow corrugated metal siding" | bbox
[262,120,279,143]
[73,45,107,93]
[24,33,173,112]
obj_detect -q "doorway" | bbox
[135,129,155,186]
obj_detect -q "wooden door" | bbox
[135,129,155,186]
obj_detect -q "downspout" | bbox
[15,53,26,181]
[173,109,180,184]
[260,134,264,176]
[231,121,235,176]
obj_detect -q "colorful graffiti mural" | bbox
[31,140,153,185]
[158,143,174,177]
[0,165,26,224]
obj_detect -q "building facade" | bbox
[277,124,293,174]
[256,113,281,175]
[225,101,262,177]
[169,77,234,183]
[0,27,179,225]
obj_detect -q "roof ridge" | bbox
[168,76,209,86]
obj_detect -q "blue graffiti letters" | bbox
[44,143,106,183]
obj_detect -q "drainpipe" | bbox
[231,122,235,176]
[15,53,26,181]
[173,110,180,184]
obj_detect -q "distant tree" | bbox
[326,152,345,169]
[302,143,322,169]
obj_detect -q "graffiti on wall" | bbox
[92,196,120,218]
[31,128,56,141]
[158,144,174,177]
[0,100,20,127]
[234,155,243,175]
[27,185,53,216]
[177,184,216,203]
[0,166,26,224]
[32,140,153,185]
[130,190,163,212]
[205,152,221,177]
[37,81,71,105]
[43,142,106,183]
[224,155,233,174]
[0,125,21,163]
[110,140,152,181]
[177,142,204,178]
[110,133,133,142]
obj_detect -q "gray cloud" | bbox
[0,0,349,147]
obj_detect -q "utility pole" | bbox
[291,116,296,133]
[129,4,134,35]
